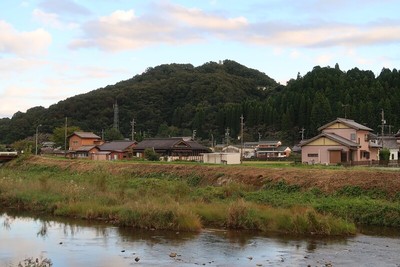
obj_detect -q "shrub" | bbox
[144,148,160,161]
[379,148,390,161]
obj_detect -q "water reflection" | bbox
[1,212,400,267]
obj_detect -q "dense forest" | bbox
[1,60,400,146]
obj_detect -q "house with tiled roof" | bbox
[91,140,137,160]
[133,137,210,161]
[68,132,103,158]
[300,118,379,164]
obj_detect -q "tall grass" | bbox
[0,165,363,235]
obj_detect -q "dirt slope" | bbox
[22,157,400,196]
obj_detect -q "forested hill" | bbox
[1,60,400,145]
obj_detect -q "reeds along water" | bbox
[0,163,365,235]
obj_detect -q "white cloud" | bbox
[69,3,248,51]
[0,57,47,76]
[33,8,79,29]
[0,85,46,117]
[315,54,333,65]
[33,9,62,28]
[69,1,400,52]
[290,49,301,59]
[0,20,51,56]
[100,10,135,23]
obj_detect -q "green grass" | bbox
[4,160,399,235]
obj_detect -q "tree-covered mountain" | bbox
[1,60,400,145]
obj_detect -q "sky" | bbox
[1,0,400,118]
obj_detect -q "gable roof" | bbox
[69,132,101,139]
[318,118,372,132]
[73,145,97,152]
[300,132,360,148]
[97,140,137,152]
[134,138,210,152]
[379,137,399,149]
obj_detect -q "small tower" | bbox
[113,100,119,130]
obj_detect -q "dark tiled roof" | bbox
[318,118,372,132]
[74,145,96,151]
[134,138,210,152]
[379,137,399,149]
[300,132,359,148]
[70,132,101,139]
[98,141,136,152]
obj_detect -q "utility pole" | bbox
[130,119,136,141]
[381,109,386,149]
[240,114,244,164]
[258,132,262,142]
[64,117,68,157]
[113,100,119,131]
[192,129,197,140]
[35,124,42,155]
[225,127,230,146]
[299,127,305,141]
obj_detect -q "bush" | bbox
[379,148,390,161]
[144,148,160,161]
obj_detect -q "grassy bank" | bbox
[5,157,399,236]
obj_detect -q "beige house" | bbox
[300,118,379,165]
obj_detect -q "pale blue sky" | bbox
[1,0,399,118]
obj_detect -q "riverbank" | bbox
[1,156,400,235]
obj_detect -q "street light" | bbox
[35,124,42,155]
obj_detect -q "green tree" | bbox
[310,92,332,134]
[104,128,124,141]
[11,139,34,154]
[51,126,81,149]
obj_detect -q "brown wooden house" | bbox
[91,140,137,160]
[68,132,103,158]
[133,138,210,160]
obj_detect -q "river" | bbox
[1,212,399,266]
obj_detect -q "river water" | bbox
[1,212,400,267]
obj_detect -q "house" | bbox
[91,140,137,161]
[379,136,400,160]
[241,142,256,158]
[255,141,291,158]
[68,132,103,158]
[300,118,379,165]
[133,137,210,161]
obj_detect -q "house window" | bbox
[73,141,78,145]
[308,153,318,157]
[364,134,369,141]
[350,133,356,141]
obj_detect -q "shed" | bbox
[203,153,241,165]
